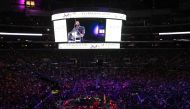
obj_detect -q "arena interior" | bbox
[0,0,190,109]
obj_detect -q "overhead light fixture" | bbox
[0,32,42,36]
[30,1,35,6]
[159,31,190,35]
[25,0,35,8]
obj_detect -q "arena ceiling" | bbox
[0,0,189,49]
[0,0,189,12]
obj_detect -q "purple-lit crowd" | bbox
[0,51,190,109]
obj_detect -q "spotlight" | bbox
[26,1,30,6]
[30,1,35,6]
[25,0,35,8]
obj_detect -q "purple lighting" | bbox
[19,0,25,5]
[18,0,25,10]
[94,25,99,35]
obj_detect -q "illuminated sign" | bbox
[52,12,126,21]
[58,43,120,49]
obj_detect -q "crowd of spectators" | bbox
[0,50,190,109]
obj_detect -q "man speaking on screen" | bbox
[68,21,85,42]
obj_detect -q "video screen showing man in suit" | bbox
[68,21,85,42]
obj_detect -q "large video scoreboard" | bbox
[52,9,126,49]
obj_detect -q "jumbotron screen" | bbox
[52,11,126,49]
